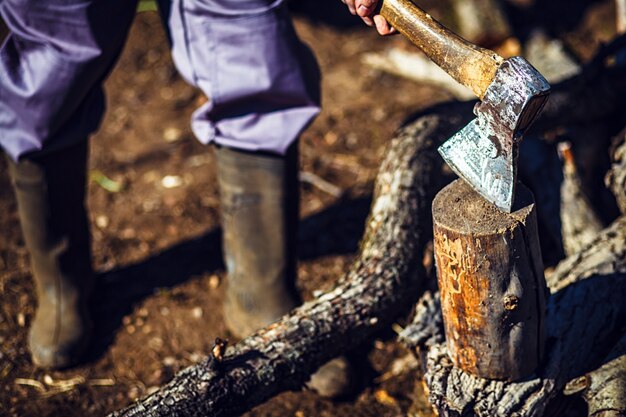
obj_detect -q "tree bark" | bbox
[109,103,473,417]
[558,141,604,256]
[606,128,626,215]
[401,215,626,417]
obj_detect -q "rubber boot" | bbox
[216,144,300,338]
[7,142,93,369]
[216,144,354,398]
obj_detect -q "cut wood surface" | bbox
[402,215,626,417]
[432,180,547,380]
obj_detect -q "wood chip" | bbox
[89,378,116,387]
[15,378,45,392]
[374,389,399,408]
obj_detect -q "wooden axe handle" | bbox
[380,0,503,99]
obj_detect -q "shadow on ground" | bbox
[88,194,373,361]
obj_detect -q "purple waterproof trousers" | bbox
[0,0,320,161]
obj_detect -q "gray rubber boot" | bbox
[216,144,354,398]
[7,143,93,369]
[216,144,300,339]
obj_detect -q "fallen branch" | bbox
[109,103,473,417]
[566,332,626,417]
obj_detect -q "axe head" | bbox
[438,57,550,212]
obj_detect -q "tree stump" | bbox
[432,179,547,380]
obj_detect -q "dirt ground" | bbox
[0,0,618,416]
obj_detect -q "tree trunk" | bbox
[401,215,626,417]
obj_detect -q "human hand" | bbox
[341,0,396,35]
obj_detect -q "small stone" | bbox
[16,313,25,327]
[142,199,160,212]
[369,317,379,325]
[372,107,386,122]
[163,127,182,143]
[143,170,159,183]
[128,385,141,400]
[149,337,164,350]
[160,307,170,316]
[43,374,54,385]
[208,275,220,290]
[324,131,338,145]
[161,175,183,189]
[95,215,109,229]
[191,307,203,319]
[160,87,174,100]
[126,325,136,335]
[163,356,176,367]
[138,308,149,317]
[120,228,136,239]
[122,316,132,326]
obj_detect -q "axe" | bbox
[380,0,550,212]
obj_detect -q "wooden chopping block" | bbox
[432,179,547,380]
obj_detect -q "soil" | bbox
[0,1,617,416]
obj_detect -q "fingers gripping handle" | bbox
[380,0,503,99]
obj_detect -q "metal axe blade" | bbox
[379,0,551,212]
[439,57,550,212]
[439,119,517,212]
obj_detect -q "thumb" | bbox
[356,0,378,17]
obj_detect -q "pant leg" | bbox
[165,0,320,155]
[0,0,139,161]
